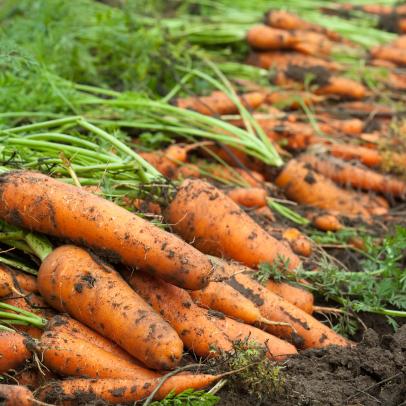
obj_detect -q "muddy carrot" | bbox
[205,309,297,361]
[275,159,371,218]
[226,187,267,208]
[299,153,406,198]
[0,331,32,374]
[123,270,233,357]
[312,214,343,232]
[38,374,222,405]
[38,245,183,370]
[0,384,34,406]
[0,266,38,297]
[213,259,349,348]
[0,171,213,290]
[174,91,265,116]
[164,178,301,271]
[46,315,140,364]
[39,329,159,379]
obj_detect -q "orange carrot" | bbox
[131,198,162,215]
[213,259,349,349]
[123,270,233,357]
[38,374,221,405]
[315,76,368,99]
[205,310,297,361]
[174,91,265,116]
[226,187,267,208]
[38,245,183,370]
[40,329,160,379]
[371,46,406,66]
[46,315,140,364]
[282,228,313,257]
[0,266,38,297]
[0,267,14,297]
[0,384,34,406]
[139,151,179,178]
[0,332,32,374]
[6,368,55,390]
[299,153,406,198]
[253,206,275,221]
[328,144,382,166]
[164,178,301,271]
[312,214,343,232]
[319,118,364,135]
[275,159,371,218]
[267,90,325,109]
[0,171,213,290]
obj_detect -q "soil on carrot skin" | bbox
[219,319,406,406]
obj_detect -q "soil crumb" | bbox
[219,326,406,406]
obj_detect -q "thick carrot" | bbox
[226,187,267,208]
[0,332,32,374]
[164,178,301,271]
[46,315,140,364]
[39,330,159,379]
[38,375,221,405]
[0,384,34,406]
[275,159,371,218]
[38,245,183,370]
[312,214,343,232]
[205,309,297,361]
[282,228,313,257]
[299,153,406,198]
[213,259,349,348]
[371,46,406,66]
[174,91,265,116]
[123,270,233,357]
[0,171,213,290]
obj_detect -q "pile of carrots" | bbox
[2,6,406,406]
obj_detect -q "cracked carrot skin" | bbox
[0,332,32,374]
[38,245,183,370]
[0,170,213,290]
[164,179,301,272]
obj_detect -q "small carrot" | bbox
[38,245,183,370]
[205,309,297,361]
[39,329,159,379]
[123,270,233,357]
[46,315,140,364]
[282,228,313,257]
[226,187,267,208]
[38,374,222,405]
[0,266,38,297]
[312,213,343,232]
[0,331,32,374]
[164,178,301,271]
[370,46,406,66]
[0,171,213,290]
[174,91,265,116]
[0,384,34,406]
[275,159,371,218]
[299,153,406,198]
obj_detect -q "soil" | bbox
[219,320,406,406]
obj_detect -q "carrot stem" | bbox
[25,233,53,262]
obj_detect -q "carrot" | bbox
[7,367,55,390]
[139,151,178,178]
[315,76,367,99]
[0,267,14,297]
[0,171,213,290]
[282,228,313,257]
[253,206,275,221]
[371,46,406,66]
[335,101,394,116]
[312,214,343,232]
[275,159,371,218]
[389,35,406,49]
[39,329,160,379]
[46,315,141,364]
[319,118,364,135]
[164,178,301,271]
[267,90,325,109]
[265,10,342,41]
[226,187,267,208]
[0,266,38,297]
[38,245,183,370]
[174,91,265,116]
[131,198,162,215]
[0,332,32,374]
[205,310,298,361]
[0,384,34,406]
[123,270,233,357]
[213,259,349,348]
[38,374,221,405]
[299,153,406,198]
[327,144,382,166]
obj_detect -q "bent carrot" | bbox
[226,187,267,208]
[275,159,371,218]
[38,245,183,370]
[299,153,406,198]
[38,375,221,405]
[123,270,233,357]
[164,178,301,271]
[0,332,32,374]
[312,214,343,232]
[0,384,33,406]
[0,171,213,290]
[213,259,349,349]
[205,309,297,361]
[174,91,265,116]
[40,330,159,379]
[46,315,140,364]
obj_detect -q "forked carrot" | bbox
[164,178,301,271]
[0,171,213,290]
[0,332,32,374]
[0,384,34,406]
[38,245,183,370]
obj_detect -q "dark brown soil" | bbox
[219,322,406,406]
